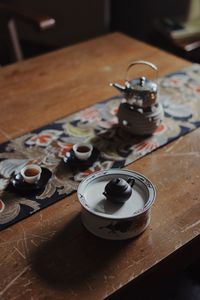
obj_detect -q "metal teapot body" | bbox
[110,60,158,109]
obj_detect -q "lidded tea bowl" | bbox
[77,169,156,240]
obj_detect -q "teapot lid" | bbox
[126,77,157,93]
[77,169,156,220]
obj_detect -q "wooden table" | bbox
[0,33,199,300]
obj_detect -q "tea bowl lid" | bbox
[77,169,156,220]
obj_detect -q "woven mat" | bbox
[0,64,200,230]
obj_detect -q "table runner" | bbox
[0,64,200,230]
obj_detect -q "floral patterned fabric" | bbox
[0,64,200,230]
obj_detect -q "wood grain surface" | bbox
[0,33,199,300]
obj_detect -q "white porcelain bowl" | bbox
[77,169,156,240]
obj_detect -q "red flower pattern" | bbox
[58,143,73,158]
[78,107,100,123]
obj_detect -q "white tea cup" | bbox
[73,143,93,161]
[20,164,42,184]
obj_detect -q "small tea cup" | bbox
[73,143,93,161]
[20,164,42,184]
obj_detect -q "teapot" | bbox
[103,177,135,203]
[110,60,164,135]
[77,169,156,240]
[110,60,158,109]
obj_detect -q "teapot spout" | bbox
[110,82,126,94]
[127,177,135,188]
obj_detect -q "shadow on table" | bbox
[30,212,134,291]
[91,125,147,159]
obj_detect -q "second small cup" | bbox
[73,143,93,161]
[20,164,42,184]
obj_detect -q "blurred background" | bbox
[0,0,200,65]
[0,1,200,299]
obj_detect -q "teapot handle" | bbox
[125,60,158,82]
[127,177,135,187]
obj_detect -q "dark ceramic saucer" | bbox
[9,167,52,195]
[63,147,99,171]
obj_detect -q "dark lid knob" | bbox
[103,177,133,203]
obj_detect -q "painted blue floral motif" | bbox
[0,64,200,230]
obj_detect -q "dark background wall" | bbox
[0,0,193,65]
[111,0,189,42]
[10,0,110,47]
[0,0,110,64]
